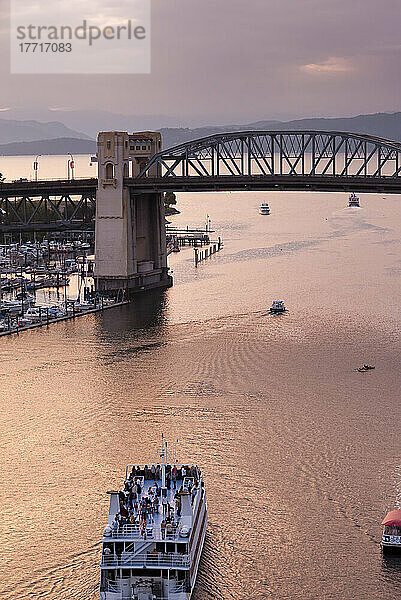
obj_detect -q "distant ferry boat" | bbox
[100,437,207,599]
[269,300,286,314]
[348,193,360,207]
[259,202,270,215]
[381,509,401,552]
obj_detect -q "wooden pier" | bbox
[194,238,223,265]
[166,227,214,255]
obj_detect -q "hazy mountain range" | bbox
[0,118,91,145]
[1,112,401,155]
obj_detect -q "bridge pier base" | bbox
[95,269,172,297]
[94,132,172,296]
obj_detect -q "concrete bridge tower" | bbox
[94,131,172,295]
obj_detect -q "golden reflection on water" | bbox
[1,188,401,599]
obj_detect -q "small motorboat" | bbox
[357,364,375,372]
[348,193,360,207]
[269,300,286,314]
[382,509,401,552]
[259,202,270,215]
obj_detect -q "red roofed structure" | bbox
[382,509,401,526]
[382,509,401,551]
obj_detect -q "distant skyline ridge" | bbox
[0,107,401,139]
[2,111,401,155]
[0,118,91,145]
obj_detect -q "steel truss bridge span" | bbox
[1,131,401,233]
[131,130,401,192]
[0,178,97,233]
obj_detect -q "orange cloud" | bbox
[300,57,355,74]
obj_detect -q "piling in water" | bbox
[194,239,223,266]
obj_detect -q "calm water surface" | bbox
[0,156,401,599]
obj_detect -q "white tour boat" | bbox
[259,202,270,215]
[99,437,207,600]
[269,300,286,314]
[381,509,401,552]
[348,193,360,207]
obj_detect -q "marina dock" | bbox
[0,298,130,337]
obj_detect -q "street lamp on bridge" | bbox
[67,153,75,180]
[33,155,41,182]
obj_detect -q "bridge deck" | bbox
[126,175,401,194]
[0,178,97,196]
[2,174,401,198]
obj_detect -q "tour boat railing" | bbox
[103,580,187,600]
[108,524,179,540]
[104,581,120,593]
[102,551,190,568]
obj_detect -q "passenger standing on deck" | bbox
[136,480,141,498]
[167,502,174,519]
[162,495,168,516]
[175,494,182,517]
[172,465,178,489]
[141,518,147,539]
[161,520,166,539]
[151,464,156,480]
[181,466,186,480]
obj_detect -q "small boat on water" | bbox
[269,300,286,314]
[348,193,360,207]
[382,509,401,552]
[357,364,375,372]
[259,202,270,215]
[99,437,207,600]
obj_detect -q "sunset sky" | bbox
[1,0,401,126]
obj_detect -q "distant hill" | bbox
[160,112,401,148]
[2,112,401,155]
[0,118,92,145]
[0,138,96,156]
[248,112,401,139]
[160,121,279,148]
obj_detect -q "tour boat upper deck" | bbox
[103,464,204,543]
[100,438,207,600]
